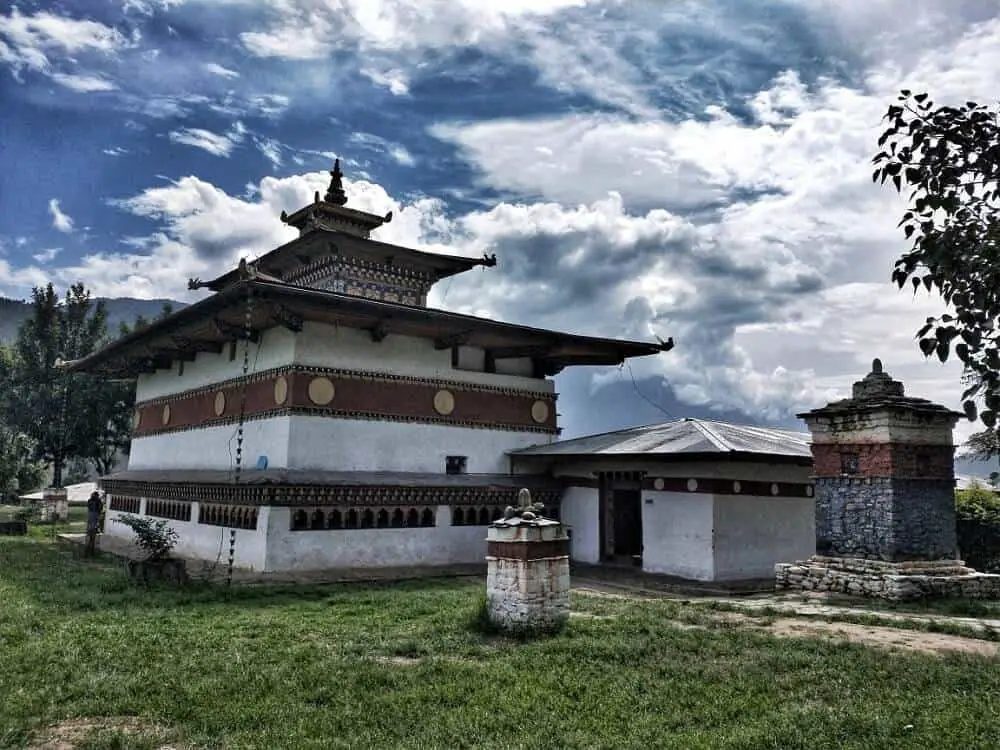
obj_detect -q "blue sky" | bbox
[1,0,999,440]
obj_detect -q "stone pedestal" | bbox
[486,519,570,635]
[776,556,1000,601]
[43,487,69,522]
[776,359,1000,601]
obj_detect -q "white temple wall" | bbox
[640,491,715,580]
[292,322,555,394]
[286,416,546,473]
[263,506,487,571]
[135,328,298,402]
[102,503,270,570]
[559,486,600,563]
[127,418,291,470]
[712,494,814,580]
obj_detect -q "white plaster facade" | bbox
[134,323,551,404]
[554,458,815,582]
[128,321,556,473]
[104,502,491,572]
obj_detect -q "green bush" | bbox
[955,484,1000,572]
[115,514,178,561]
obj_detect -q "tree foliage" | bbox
[873,91,1000,430]
[0,426,45,499]
[0,283,129,486]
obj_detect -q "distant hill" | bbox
[0,296,187,343]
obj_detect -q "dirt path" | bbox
[572,580,1000,657]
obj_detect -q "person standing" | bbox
[85,490,102,556]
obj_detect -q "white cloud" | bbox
[0,8,136,85]
[238,0,595,59]
[203,62,240,79]
[348,131,416,167]
[168,121,246,157]
[360,67,409,95]
[50,72,117,92]
[424,11,1000,423]
[32,247,61,263]
[48,199,74,233]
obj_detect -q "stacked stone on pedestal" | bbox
[775,358,1000,601]
[485,490,570,635]
[43,487,69,522]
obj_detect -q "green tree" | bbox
[1,283,112,487]
[873,91,1000,435]
[0,426,45,500]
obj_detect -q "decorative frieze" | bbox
[132,365,558,437]
[562,475,814,499]
[146,498,193,522]
[108,495,141,514]
[199,504,259,530]
[99,478,564,511]
[285,253,433,307]
[290,505,436,531]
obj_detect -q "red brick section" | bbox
[487,539,570,560]
[811,443,954,478]
[133,367,557,435]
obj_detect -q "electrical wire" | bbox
[622,360,675,420]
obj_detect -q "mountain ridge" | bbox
[0,296,187,343]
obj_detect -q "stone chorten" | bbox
[775,359,1000,600]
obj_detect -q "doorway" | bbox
[599,484,643,565]
[612,489,643,558]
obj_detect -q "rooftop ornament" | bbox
[324,158,348,206]
[852,357,905,400]
[497,488,555,526]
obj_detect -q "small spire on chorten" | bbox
[324,158,348,206]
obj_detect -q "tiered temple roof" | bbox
[68,159,672,378]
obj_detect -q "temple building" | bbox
[69,160,672,573]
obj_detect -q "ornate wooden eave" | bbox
[67,280,672,378]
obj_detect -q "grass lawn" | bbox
[2,537,1000,749]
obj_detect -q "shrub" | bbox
[115,514,178,562]
[955,485,1000,572]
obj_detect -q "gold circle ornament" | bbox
[307,376,335,406]
[161,404,171,425]
[433,389,455,416]
[214,391,226,416]
[530,400,550,424]
[273,375,289,405]
[652,477,665,491]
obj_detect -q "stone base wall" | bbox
[486,522,570,634]
[814,477,957,561]
[776,555,1000,600]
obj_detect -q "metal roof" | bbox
[510,418,812,460]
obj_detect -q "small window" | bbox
[840,452,860,475]
[446,456,468,475]
[229,341,238,361]
[177,360,184,377]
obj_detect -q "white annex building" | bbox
[72,161,816,582]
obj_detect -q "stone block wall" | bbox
[776,556,1000,600]
[814,477,957,561]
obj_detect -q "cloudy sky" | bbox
[1,0,998,442]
